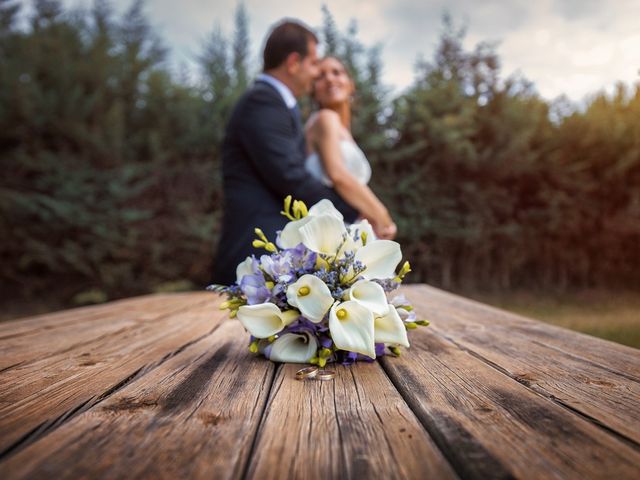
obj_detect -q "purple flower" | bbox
[374,278,401,293]
[260,253,294,283]
[319,336,333,349]
[235,255,260,285]
[340,351,358,366]
[240,274,271,305]
[270,283,290,309]
[282,317,321,336]
[281,244,315,272]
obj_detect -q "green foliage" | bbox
[320,4,339,56]
[1,3,638,311]
[0,0,230,302]
[387,16,640,290]
[232,2,250,91]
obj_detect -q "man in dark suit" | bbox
[212,20,358,285]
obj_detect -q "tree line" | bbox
[1,0,638,309]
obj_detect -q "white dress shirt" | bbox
[256,73,298,109]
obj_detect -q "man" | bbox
[212,20,358,285]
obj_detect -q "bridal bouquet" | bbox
[210,196,429,367]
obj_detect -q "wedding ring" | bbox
[316,369,336,381]
[295,366,319,380]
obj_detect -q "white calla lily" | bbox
[237,303,298,338]
[308,199,344,220]
[286,274,334,323]
[374,305,410,347]
[267,332,319,363]
[329,301,375,358]
[347,219,376,250]
[236,256,256,284]
[299,215,347,255]
[354,240,402,280]
[348,280,389,316]
[278,215,313,249]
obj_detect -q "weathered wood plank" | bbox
[0,321,275,480]
[381,326,640,479]
[0,294,211,371]
[245,362,457,480]
[402,285,640,445]
[0,294,222,453]
[406,285,640,379]
[0,292,204,338]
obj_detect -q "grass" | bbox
[469,290,640,350]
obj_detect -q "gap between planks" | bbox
[378,325,640,479]
[438,330,640,450]
[0,321,279,480]
[400,284,640,446]
[0,299,225,461]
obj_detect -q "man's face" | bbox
[291,40,319,96]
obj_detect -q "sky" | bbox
[55,0,640,102]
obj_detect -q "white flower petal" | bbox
[390,294,409,308]
[286,274,334,323]
[347,219,376,249]
[278,216,312,249]
[329,301,375,358]
[299,215,347,255]
[349,280,389,316]
[374,305,410,347]
[237,303,295,338]
[396,307,411,321]
[308,199,343,220]
[268,332,318,363]
[354,240,402,280]
[236,256,256,284]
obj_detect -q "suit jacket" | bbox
[212,80,358,285]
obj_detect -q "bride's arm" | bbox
[310,111,396,238]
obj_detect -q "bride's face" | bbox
[313,57,354,109]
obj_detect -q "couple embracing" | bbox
[212,19,396,285]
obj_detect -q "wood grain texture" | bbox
[2,289,639,480]
[0,293,222,453]
[246,362,457,480]
[381,325,640,479]
[1,293,201,339]
[0,294,210,371]
[401,285,640,445]
[0,321,275,480]
[405,285,640,379]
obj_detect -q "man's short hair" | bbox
[263,19,318,71]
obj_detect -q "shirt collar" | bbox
[256,73,298,109]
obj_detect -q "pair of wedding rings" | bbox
[295,366,335,381]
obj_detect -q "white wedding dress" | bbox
[305,140,372,186]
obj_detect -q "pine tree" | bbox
[232,2,250,91]
[320,4,339,56]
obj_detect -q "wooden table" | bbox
[1,285,639,479]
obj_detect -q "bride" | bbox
[305,56,397,240]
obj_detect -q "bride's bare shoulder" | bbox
[306,109,340,132]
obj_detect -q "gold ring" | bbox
[316,369,336,381]
[295,366,319,380]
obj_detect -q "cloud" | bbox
[58,0,640,102]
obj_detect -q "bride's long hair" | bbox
[311,56,356,110]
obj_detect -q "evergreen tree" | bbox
[320,4,339,56]
[1,2,638,313]
[232,2,250,91]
